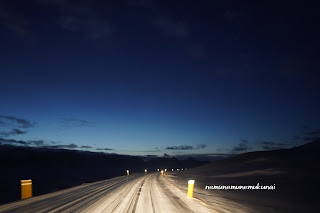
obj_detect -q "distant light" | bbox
[181,168,184,170]
[157,169,159,171]
[145,169,147,173]
[172,169,174,171]
[165,169,167,172]
[161,170,164,175]
[177,169,180,171]
[127,170,129,175]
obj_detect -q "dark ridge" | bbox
[172,140,320,213]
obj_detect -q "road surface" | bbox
[0,173,215,213]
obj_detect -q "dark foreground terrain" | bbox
[0,145,207,205]
[166,140,320,212]
[0,173,215,213]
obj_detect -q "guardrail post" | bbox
[21,179,32,199]
[187,180,195,198]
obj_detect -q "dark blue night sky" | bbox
[1,0,319,157]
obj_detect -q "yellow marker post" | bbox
[161,170,164,175]
[21,179,32,199]
[127,170,129,176]
[187,180,195,199]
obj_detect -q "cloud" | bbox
[166,145,193,150]
[303,136,320,142]
[234,140,288,151]
[60,15,111,39]
[232,140,251,152]
[62,118,93,127]
[0,2,27,38]
[139,149,161,152]
[260,141,286,150]
[128,1,204,60]
[80,145,92,148]
[1,0,112,39]
[300,124,311,130]
[0,138,28,145]
[174,153,233,161]
[260,141,285,146]
[261,146,280,150]
[39,0,112,39]
[11,128,26,134]
[294,127,320,142]
[47,144,78,149]
[0,138,47,146]
[0,136,113,152]
[0,115,37,128]
[165,144,207,150]
[304,128,320,136]
[0,128,27,137]
[137,147,162,152]
[196,144,207,149]
[28,140,45,146]
[0,138,94,150]
[96,148,114,151]
[154,16,188,38]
